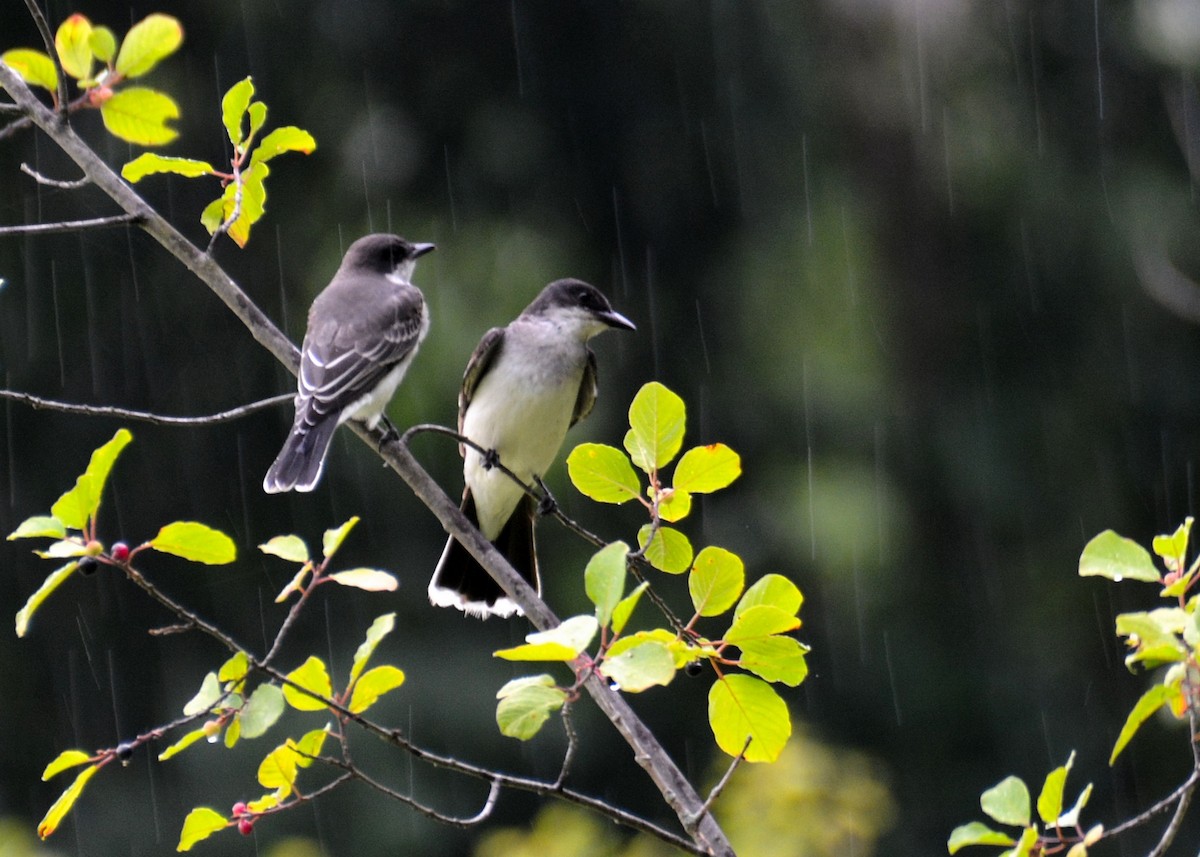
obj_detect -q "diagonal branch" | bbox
[0,61,734,857]
[0,389,292,425]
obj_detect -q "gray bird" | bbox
[429,279,635,617]
[263,233,434,493]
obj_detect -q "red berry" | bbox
[231,802,247,817]
[237,817,254,836]
[111,542,130,563]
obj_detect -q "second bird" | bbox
[263,233,434,494]
[429,279,636,618]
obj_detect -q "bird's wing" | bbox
[571,348,599,426]
[458,326,506,434]
[297,284,425,420]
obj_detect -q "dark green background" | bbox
[3,1,1200,854]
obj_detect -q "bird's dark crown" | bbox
[343,233,435,274]
[526,278,613,316]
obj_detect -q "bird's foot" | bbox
[481,447,501,470]
[376,417,400,452]
[534,475,558,517]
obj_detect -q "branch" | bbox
[20,161,91,188]
[0,62,735,856]
[21,0,68,116]
[0,213,142,236]
[0,389,292,425]
[328,758,503,828]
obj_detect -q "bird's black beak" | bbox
[412,242,436,258]
[599,308,636,331]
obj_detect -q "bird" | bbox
[429,278,636,618]
[263,233,434,493]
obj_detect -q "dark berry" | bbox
[115,742,134,762]
[111,542,130,563]
[77,557,99,576]
[684,660,704,677]
[231,802,248,818]
[237,817,255,836]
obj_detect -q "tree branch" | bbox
[20,0,68,116]
[0,389,292,425]
[0,62,735,857]
[20,161,90,188]
[0,213,143,236]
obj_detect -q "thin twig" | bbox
[21,0,68,116]
[554,701,578,790]
[0,389,292,425]
[689,738,749,825]
[0,213,142,236]
[329,758,502,828]
[21,161,90,188]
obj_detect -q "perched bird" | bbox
[429,279,636,618]
[263,233,434,493]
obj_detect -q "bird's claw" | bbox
[376,417,400,452]
[534,476,558,517]
[482,448,501,470]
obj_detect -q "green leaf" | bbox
[239,684,285,739]
[291,728,330,768]
[656,487,692,522]
[737,636,810,687]
[15,561,78,638]
[41,750,93,780]
[611,581,649,636]
[1153,518,1193,569]
[283,656,333,711]
[585,541,628,627]
[121,153,214,182]
[708,674,791,763]
[100,87,180,146]
[54,14,93,80]
[350,613,395,686]
[149,521,236,564]
[221,77,254,147]
[725,604,801,644]
[214,160,270,247]
[674,443,741,494]
[598,639,676,692]
[223,716,241,749]
[259,534,309,563]
[980,775,1031,827]
[735,573,803,618]
[328,568,398,592]
[1110,683,1179,764]
[494,615,599,662]
[624,381,686,473]
[689,546,745,617]
[34,539,89,559]
[37,763,98,839]
[250,126,317,165]
[247,101,268,140]
[348,665,406,713]
[257,743,299,794]
[8,515,66,541]
[1037,752,1075,825]
[157,727,209,761]
[51,428,132,529]
[200,196,224,235]
[88,27,117,64]
[1,49,58,92]
[566,443,642,504]
[637,524,693,573]
[182,672,222,716]
[947,822,1016,854]
[323,516,360,559]
[176,807,227,852]
[114,14,183,78]
[218,650,250,684]
[1079,530,1160,583]
[496,676,567,740]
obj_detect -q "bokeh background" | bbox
[4,0,1200,854]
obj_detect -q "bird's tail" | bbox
[428,490,538,619]
[262,419,339,493]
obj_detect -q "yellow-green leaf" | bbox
[725,604,801,644]
[247,101,267,140]
[221,77,254,147]
[1111,683,1178,764]
[16,561,78,638]
[981,775,1031,827]
[323,517,360,559]
[735,573,803,618]
[37,763,98,839]
[496,676,567,740]
[8,515,66,541]
[624,381,686,473]
[182,672,222,716]
[114,14,183,78]
[100,87,180,146]
[598,639,676,692]
[223,716,241,749]
[947,822,1016,854]
[41,749,93,780]
[1079,530,1160,583]
[2,49,58,92]
[88,27,117,64]
[708,674,790,763]
[737,636,809,686]
[656,487,692,522]
[637,524,693,573]
[275,564,310,603]
[221,161,270,247]
[200,196,224,235]
[566,443,641,504]
[149,521,236,564]
[51,428,132,529]
[257,743,298,794]
[611,581,649,636]
[1037,752,1076,825]
[283,656,333,711]
[585,541,628,627]
[218,650,250,684]
[494,615,598,662]
[176,806,227,852]
[250,126,317,165]
[239,684,285,739]
[292,728,330,768]
[350,613,395,686]
[348,665,406,713]
[54,14,93,80]
[689,546,745,617]
[328,568,398,592]
[259,534,309,564]
[122,153,214,182]
[157,727,209,761]
[674,443,741,494]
